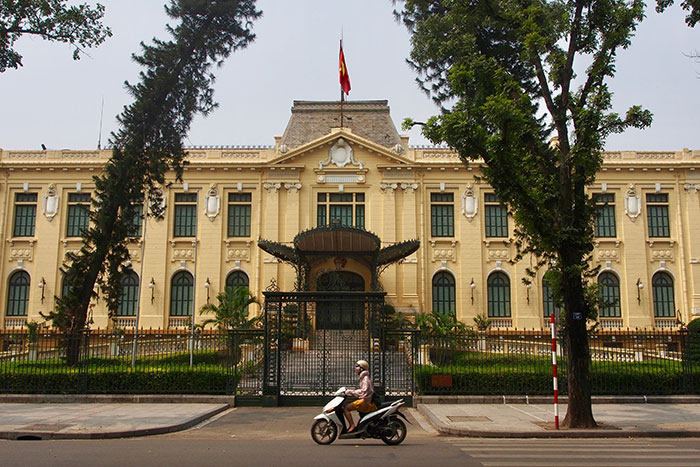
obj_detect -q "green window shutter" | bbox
[430,193,454,237]
[116,273,140,316]
[652,272,675,318]
[432,272,456,314]
[646,194,670,238]
[7,271,30,316]
[13,193,37,237]
[594,194,617,238]
[66,194,91,237]
[170,272,193,316]
[488,272,511,317]
[228,204,251,237]
[174,205,197,237]
[598,272,621,318]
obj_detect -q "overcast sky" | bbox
[0,0,698,152]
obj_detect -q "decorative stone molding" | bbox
[391,144,405,155]
[9,152,46,159]
[651,249,674,262]
[284,182,302,193]
[432,248,456,262]
[225,241,251,263]
[624,184,641,221]
[204,185,220,221]
[462,184,477,221]
[61,152,99,159]
[596,249,620,263]
[127,248,141,262]
[487,249,510,262]
[684,183,699,193]
[636,152,676,159]
[170,240,196,263]
[263,182,281,193]
[277,144,289,154]
[186,152,206,159]
[320,138,363,169]
[380,182,398,193]
[9,246,33,262]
[400,182,418,193]
[602,152,622,159]
[221,152,260,159]
[43,184,59,221]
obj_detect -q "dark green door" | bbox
[316,271,365,329]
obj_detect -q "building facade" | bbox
[1,100,699,330]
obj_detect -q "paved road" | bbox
[3,407,700,467]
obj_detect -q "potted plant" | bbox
[473,313,492,351]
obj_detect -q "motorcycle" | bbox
[311,387,409,445]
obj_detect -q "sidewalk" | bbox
[0,397,231,440]
[2,396,700,440]
[417,397,700,438]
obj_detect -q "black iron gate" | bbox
[262,291,415,405]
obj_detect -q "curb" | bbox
[0,404,231,441]
[416,404,700,439]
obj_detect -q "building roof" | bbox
[279,100,403,149]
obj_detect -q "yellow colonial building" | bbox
[1,100,699,331]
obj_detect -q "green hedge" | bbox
[1,369,240,394]
[415,351,699,395]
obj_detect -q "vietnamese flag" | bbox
[339,41,351,95]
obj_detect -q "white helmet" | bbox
[356,360,369,370]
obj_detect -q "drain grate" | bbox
[447,416,492,422]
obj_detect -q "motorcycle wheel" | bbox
[311,419,338,445]
[380,417,407,445]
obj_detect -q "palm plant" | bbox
[199,286,260,330]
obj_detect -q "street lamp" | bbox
[204,277,211,303]
[149,277,156,304]
[470,278,476,305]
[38,277,46,304]
[636,278,643,303]
[526,282,532,305]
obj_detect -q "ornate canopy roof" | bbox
[258,225,419,271]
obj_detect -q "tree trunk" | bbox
[560,259,597,428]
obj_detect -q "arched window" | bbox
[7,271,30,316]
[652,272,675,318]
[542,278,560,318]
[116,272,139,317]
[432,272,455,314]
[487,272,511,318]
[61,273,74,299]
[170,271,193,317]
[598,272,621,318]
[226,271,249,290]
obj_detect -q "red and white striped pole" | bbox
[550,312,559,430]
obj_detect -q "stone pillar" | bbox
[262,181,281,288]
[400,182,420,307]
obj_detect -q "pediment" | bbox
[267,129,412,168]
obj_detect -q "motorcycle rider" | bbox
[343,359,377,432]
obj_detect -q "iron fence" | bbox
[1,327,698,397]
[0,329,264,395]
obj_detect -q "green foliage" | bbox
[44,1,261,353]
[473,313,492,331]
[415,311,471,337]
[687,319,700,364]
[0,0,112,72]
[414,352,697,395]
[25,320,40,343]
[199,286,260,330]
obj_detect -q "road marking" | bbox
[504,404,549,422]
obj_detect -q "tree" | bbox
[0,0,112,72]
[199,286,261,330]
[394,0,696,428]
[42,0,261,365]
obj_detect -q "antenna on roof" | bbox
[97,96,105,150]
